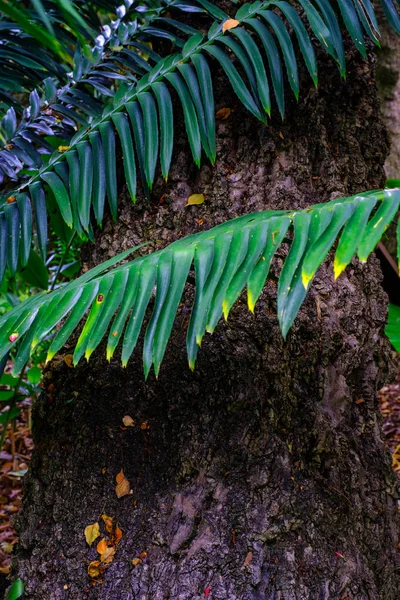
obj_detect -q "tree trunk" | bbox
[12,44,400,600]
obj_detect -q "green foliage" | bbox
[0,0,399,280]
[0,0,399,383]
[5,579,24,600]
[386,304,400,352]
[0,189,398,378]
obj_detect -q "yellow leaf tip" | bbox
[247,293,255,314]
[222,300,230,321]
[301,272,313,290]
[333,259,346,280]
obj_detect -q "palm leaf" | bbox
[0,0,222,184]
[1,189,399,377]
[0,0,399,281]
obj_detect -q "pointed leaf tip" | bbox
[301,271,313,290]
[333,258,346,280]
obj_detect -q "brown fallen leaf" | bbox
[85,522,100,546]
[116,469,125,484]
[223,18,240,33]
[216,107,232,120]
[101,513,113,533]
[115,470,131,498]
[114,524,123,545]
[186,193,205,206]
[242,551,253,568]
[64,354,74,368]
[88,560,102,578]
[122,415,135,427]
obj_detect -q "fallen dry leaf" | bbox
[64,354,74,368]
[96,538,108,555]
[216,107,232,120]
[115,470,131,498]
[242,551,253,568]
[116,469,125,484]
[100,546,116,564]
[223,18,239,33]
[186,193,205,206]
[85,522,100,546]
[101,513,113,533]
[114,524,123,545]
[132,558,141,567]
[122,415,135,427]
[88,560,101,578]
[132,550,147,567]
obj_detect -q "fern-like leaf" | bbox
[0,0,398,281]
[1,189,398,377]
[0,0,210,183]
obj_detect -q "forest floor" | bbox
[379,373,400,478]
[0,372,398,576]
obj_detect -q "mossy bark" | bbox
[12,44,400,600]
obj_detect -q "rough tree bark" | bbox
[11,33,400,600]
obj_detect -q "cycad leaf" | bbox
[112,112,137,202]
[152,82,174,180]
[259,10,299,99]
[40,171,72,228]
[0,0,397,283]
[2,190,398,377]
[138,92,159,191]
[17,194,32,267]
[4,202,20,276]
[166,71,202,167]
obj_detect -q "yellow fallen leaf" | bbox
[223,19,239,33]
[101,513,113,533]
[115,470,131,498]
[64,354,74,368]
[84,522,100,546]
[131,558,141,567]
[88,560,101,578]
[122,415,135,427]
[96,538,108,555]
[216,107,232,120]
[100,546,116,564]
[186,193,205,206]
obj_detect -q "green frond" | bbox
[1,189,398,378]
[0,0,222,184]
[386,304,400,352]
[0,0,399,282]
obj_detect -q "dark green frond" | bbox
[0,0,399,283]
[0,189,398,378]
[0,0,220,185]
